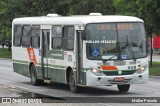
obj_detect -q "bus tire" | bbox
[117,84,130,92]
[69,71,80,93]
[30,64,41,86]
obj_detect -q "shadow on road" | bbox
[19,81,138,96]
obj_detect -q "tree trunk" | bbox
[150,34,153,67]
[2,42,4,49]
[8,42,11,51]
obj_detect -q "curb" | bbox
[149,75,160,79]
[0,58,12,61]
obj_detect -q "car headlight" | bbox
[136,64,148,74]
[90,68,104,76]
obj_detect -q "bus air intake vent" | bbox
[103,70,136,76]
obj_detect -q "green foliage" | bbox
[149,62,160,76]
[1,0,160,41]
[114,0,138,16]
[0,48,11,59]
[0,0,115,42]
[0,0,56,42]
[67,0,115,15]
[114,0,160,36]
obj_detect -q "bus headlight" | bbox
[90,68,104,76]
[136,64,148,74]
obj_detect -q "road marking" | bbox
[0,68,12,71]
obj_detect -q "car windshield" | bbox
[86,22,147,60]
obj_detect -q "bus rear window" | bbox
[13,25,22,47]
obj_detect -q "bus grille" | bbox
[103,70,136,76]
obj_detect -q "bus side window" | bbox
[13,25,22,47]
[31,25,40,48]
[52,26,62,49]
[62,26,75,50]
[22,25,31,47]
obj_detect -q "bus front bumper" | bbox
[86,69,149,86]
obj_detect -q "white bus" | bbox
[12,13,149,93]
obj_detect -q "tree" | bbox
[0,0,56,49]
[0,0,116,45]
[114,0,160,35]
[67,0,115,15]
[114,0,160,67]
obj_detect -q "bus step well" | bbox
[44,79,51,84]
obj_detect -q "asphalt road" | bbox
[0,59,160,106]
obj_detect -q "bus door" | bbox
[41,29,50,79]
[76,31,83,84]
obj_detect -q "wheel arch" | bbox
[29,62,35,78]
[66,66,74,84]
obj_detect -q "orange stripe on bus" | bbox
[101,66,118,70]
[27,48,37,64]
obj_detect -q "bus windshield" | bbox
[86,22,147,60]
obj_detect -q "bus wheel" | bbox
[69,71,80,93]
[30,64,40,86]
[117,84,130,92]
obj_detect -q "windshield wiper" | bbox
[124,35,136,63]
[107,55,117,60]
[102,54,117,63]
[128,43,136,63]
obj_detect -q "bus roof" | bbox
[12,15,144,25]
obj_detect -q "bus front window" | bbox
[86,23,119,60]
[86,23,147,60]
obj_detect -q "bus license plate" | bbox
[114,77,124,82]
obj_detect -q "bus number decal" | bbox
[128,66,136,70]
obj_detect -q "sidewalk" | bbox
[148,55,160,58]
[0,58,12,61]
[149,75,160,79]
[148,55,160,62]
